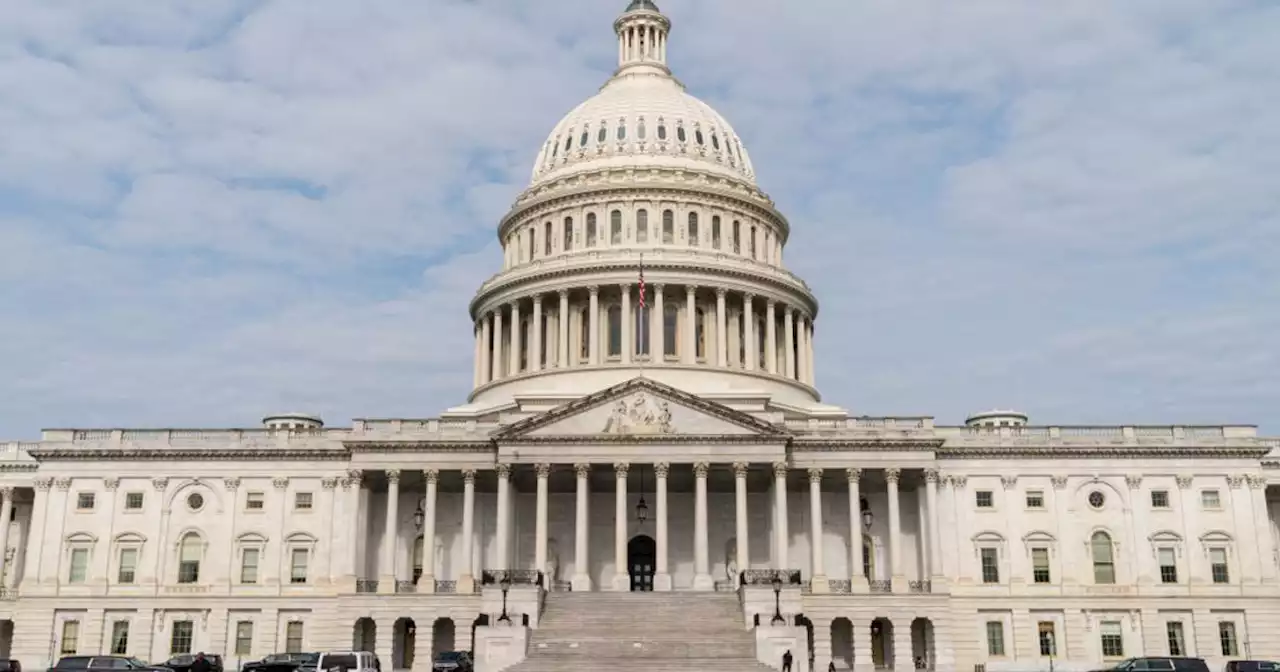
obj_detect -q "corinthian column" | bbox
[886,468,903,591]
[654,462,672,591]
[765,300,777,374]
[652,284,665,360]
[491,308,504,380]
[774,462,790,570]
[683,286,697,364]
[557,290,570,368]
[808,468,828,592]
[620,283,632,365]
[743,293,756,371]
[588,286,600,365]
[496,464,511,570]
[926,468,942,589]
[530,295,543,373]
[783,309,795,379]
[458,470,476,593]
[715,288,728,367]
[847,469,867,591]
[733,463,750,583]
[613,462,630,590]
[480,313,492,384]
[379,470,401,593]
[534,464,550,588]
[693,462,713,590]
[420,468,439,592]
[572,463,592,591]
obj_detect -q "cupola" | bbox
[964,409,1029,428]
[262,412,324,430]
[614,0,671,76]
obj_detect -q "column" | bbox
[693,462,713,590]
[715,288,728,366]
[847,469,866,590]
[620,283,632,365]
[420,468,439,591]
[652,284,665,361]
[530,295,543,373]
[0,488,12,585]
[491,308,504,380]
[613,463,630,590]
[534,464,550,588]
[743,293,756,371]
[885,468,903,591]
[654,462,672,591]
[557,290,570,368]
[509,301,522,374]
[806,319,816,384]
[784,309,796,379]
[379,470,401,591]
[458,470,476,593]
[480,314,492,384]
[495,464,511,569]
[765,300,777,374]
[683,286,697,364]
[808,468,828,592]
[774,462,790,569]
[733,463,750,584]
[472,323,482,387]
[796,317,808,385]
[1249,476,1278,583]
[572,463,592,591]
[588,287,600,365]
[343,471,364,589]
[926,469,943,587]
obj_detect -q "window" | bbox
[1210,548,1229,583]
[578,307,590,360]
[111,620,130,655]
[563,217,573,252]
[657,122,667,140]
[663,304,678,357]
[170,620,194,655]
[177,533,201,583]
[290,548,309,584]
[637,120,646,140]
[1218,621,1238,656]
[69,548,89,583]
[616,120,626,141]
[636,209,648,243]
[1031,548,1051,584]
[610,210,622,244]
[677,125,686,142]
[1099,621,1124,657]
[285,621,304,653]
[241,548,261,584]
[235,621,254,656]
[975,491,994,508]
[687,212,699,246]
[294,492,313,511]
[544,221,552,256]
[1166,621,1186,656]
[1037,621,1057,656]
[1088,491,1106,509]
[60,620,80,654]
[246,492,265,510]
[662,210,674,244]
[695,308,706,359]
[413,535,425,582]
[607,305,622,357]
[586,213,597,247]
[980,547,1000,583]
[1025,490,1044,509]
[1201,489,1221,509]
[732,220,741,252]
[749,225,757,258]
[186,493,204,511]
[694,129,704,145]
[1158,548,1178,583]
[125,492,144,510]
[118,547,139,584]
[985,621,1005,656]
[1091,531,1115,584]
[1151,490,1170,508]
[711,216,722,248]
[597,125,607,143]
[76,492,95,510]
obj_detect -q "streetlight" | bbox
[636,468,649,523]
[497,573,512,624]
[411,502,425,530]
[860,498,873,531]
[770,573,785,626]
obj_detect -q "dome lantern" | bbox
[614,0,671,76]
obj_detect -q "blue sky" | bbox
[1,0,1277,437]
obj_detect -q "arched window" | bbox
[757,316,767,367]
[544,221,552,256]
[695,129,704,145]
[578,307,590,360]
[607,305,622,357]
[527,228,535,261]
[711,133,720,150]
[564,134,572,151]
[563,217,574,252]
[712,216,722,249]
[579,129,589,147]
[687,212,699,246]
[1091,531,1115,584]
[732,220,741,253]
[178,533,202,584]
[695,308,707,359]
[586,213,598,247]
[413,535,425,582]
[598,124,608,143]
[637,119,647,140]
[551,137,559,158]
[663,304,678,356]
[636,209,649,243]
[662,210,674,244]
[677,125,686,143]
[749,225,757,258]
[610,210,623,244]
[862,536,875,579]
[657,120,667,140]
[616,119,626,141]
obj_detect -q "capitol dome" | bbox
[530,0,757,189]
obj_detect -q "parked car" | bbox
[1089,658,1210,672]
[0,659,21,672]
[159,655,223,672]
[430,652,472,672]
[49,657,169,672]
[241,654,317,672]
[1225,663,1280,672]
[313,652,378,672]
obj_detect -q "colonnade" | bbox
[472,284,816,387]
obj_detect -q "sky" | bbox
[0,0,1277,438]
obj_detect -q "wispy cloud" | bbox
[1,0,1276,437]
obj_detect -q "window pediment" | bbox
[113,532,146,545]
[236,532,268,545]
[285,531,318,548]
[65,531,97,545]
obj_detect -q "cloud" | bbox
[0,0,1276,437]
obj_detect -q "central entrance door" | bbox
[627,534,656,591]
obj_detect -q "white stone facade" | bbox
[2,2,1279,672]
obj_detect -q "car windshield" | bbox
[126,660,149,668]
[434,652,464,662]
[318,655,358,671]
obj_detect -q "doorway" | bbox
[628,535,656,591]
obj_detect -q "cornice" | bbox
[791,438,943,452]
[498,434,787,446]
[345,442,493,453]
[0,463,38,472]
[937,445,1271,459]
[25,447,351,462]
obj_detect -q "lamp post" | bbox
[411,501,425,530]
[860,498,873,531]
[636,468,649,524]
[771,573,785,626]
[497,573,512,624]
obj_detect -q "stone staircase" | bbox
[503,591,776,672]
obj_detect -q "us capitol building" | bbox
[2,2,1277,671]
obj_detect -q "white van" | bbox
[314,652,380,672]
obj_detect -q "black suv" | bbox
[1091,658,1210,672]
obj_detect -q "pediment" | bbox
[495,377,788,441]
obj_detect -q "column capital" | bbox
[884,468,901,484]
[1247,474,1267,490]
[322,476,339,490]
[653,283,665,292]
[846,467,862,484]
[766,298,777,309]
[574,463,591,478]
[385,469,401,483]
[462,469,476,484]
[344,470,365,489]
[772,462,788,478]
[693,462,710,478]
[424,468,440,484]
[496,463,512,479]
[1175,474,1193,490]
[1125,475,1143,490]
[618,282,631,293]
[614,462,630,478]
[924,468,941,483]
[535,463,551,479]
[654,462,670,478]
[807,467,823,483]
[558,288,569,299]
[716,287,728,298]
[0,485,12,498]
[589,285,600,296]
[950,475,969,489]
[103,477,120,491]
[273,477,290,490]
[1228,475,1245,489]
[732,462,749,478]
[1000,475,1017,490]
[532,293,543,306]
[686,285,697,295]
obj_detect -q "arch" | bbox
[112,531,146,544]
[352,617,376,652]
[1021,530,1055,543]
[177,531,204,583]
[1199,530,1233,543]
[862,534,876,580]
[1148,530,1183,543]
[236,532,268,544]
[971,530,1006,544]
[870,618,894,668]
[432,617,456,659]
[830,617,854,670]
[392,617,415,669]
[285,531,318,544]
[164,478,223,513]
[1090,530,1116,584]
[911,618,936,670]
[1071,478,1127,509]
[627,534,656,591]
[65,531,98,544]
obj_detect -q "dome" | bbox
[528,3,757,189]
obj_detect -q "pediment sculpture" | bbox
[602,393,675,435]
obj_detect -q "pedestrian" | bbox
[828,661,836,672]
[190,653,213,672]
[782,649,793,672]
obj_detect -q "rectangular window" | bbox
[985,621,1005,656]
[241,548,261,584]
[235,621,254,656]
[1158,548,1178,583]
[1201,489,1221,509]
[170,620,194,655]
[118,547,139,584]
[1025,490,1044,509]
[1037,621,1057,656]
[125,492,145,510]
[1218,621,1238,656]
[111,620,130,655]
[290,548,309,584]
[1210,548,1230,583]
[60,620,80,654]
[1150,490,1170,508]
[980,548,1000,584]
[1166,621,1186,656]
[76,492,95,510]
[1031,548,1051,584]
[246,492,265,510]
[68,548,89,584]
[1099,621,1124,658]
[294,492,313,510]
[975,491,994,508]
[285,621,304,653]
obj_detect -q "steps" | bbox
[504,592,775,672]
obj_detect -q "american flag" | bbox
[638,254,646,310]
